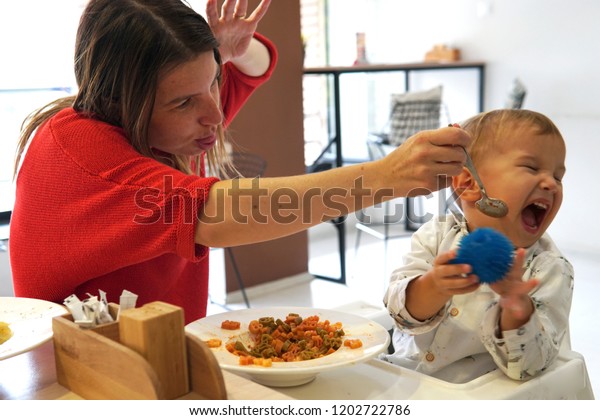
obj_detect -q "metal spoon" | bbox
[460,146,509,218]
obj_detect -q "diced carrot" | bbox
[253,357,273,367]
[344,339,363,349]
[221,320,241,330]
[205,338,222,348]
[239,355,254,365]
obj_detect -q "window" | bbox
[0,88,73,215]
[0,1,83,216]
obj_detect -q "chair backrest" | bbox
[219,152,267,179]
[388,100,443,146]
[387,85,445,146]
[374,85,449,146]
[505,78,527,109]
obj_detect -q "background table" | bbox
[303,62,485,284]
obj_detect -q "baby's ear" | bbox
[452,167,482,202]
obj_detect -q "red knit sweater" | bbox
[10,34,277,324]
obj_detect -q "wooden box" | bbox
[424,44,461,62]
[52,301,226,399]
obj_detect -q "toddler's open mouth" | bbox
[522,201,549,233]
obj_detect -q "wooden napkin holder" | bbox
[52,301,227,399]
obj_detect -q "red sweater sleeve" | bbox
[220,32,278,126]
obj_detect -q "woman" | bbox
[10,0,470,323]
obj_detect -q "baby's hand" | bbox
[425,249,479,298]
[490,248,539,323]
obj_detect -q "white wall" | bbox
[0,1,82,89]
[326,0,600,256]
[0,1,83,214]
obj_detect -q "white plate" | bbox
[185,307,390,387]
[0,297,68,360]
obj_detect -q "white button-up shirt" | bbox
[382,215,574,381]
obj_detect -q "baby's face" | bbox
[465,125,566,248]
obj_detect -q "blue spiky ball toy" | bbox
[451,227,514,284]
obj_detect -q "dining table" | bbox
[0,339,291,400]
[0,335,592,400]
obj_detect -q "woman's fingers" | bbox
[246,0,272,22]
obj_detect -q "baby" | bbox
[382,109,573,382]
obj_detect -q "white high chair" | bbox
[329,301,594,400]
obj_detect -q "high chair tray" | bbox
[275,354,593,400]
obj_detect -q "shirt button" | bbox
[425,352,435,362]
[449,307,459,317]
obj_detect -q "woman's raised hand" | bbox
[206,0,272,63]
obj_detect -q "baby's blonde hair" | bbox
[461,109,563,164]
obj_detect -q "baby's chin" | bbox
[508,230,543,250]
[513,238,537,249]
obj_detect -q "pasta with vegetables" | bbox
[225,313,361,366]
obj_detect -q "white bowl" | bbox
[185,307,390,387]
[0,297,68,360]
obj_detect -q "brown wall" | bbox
[225,0,308,291]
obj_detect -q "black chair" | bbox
[505,78,527,109]
[384,99,445,146]
[219,152,267,308]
